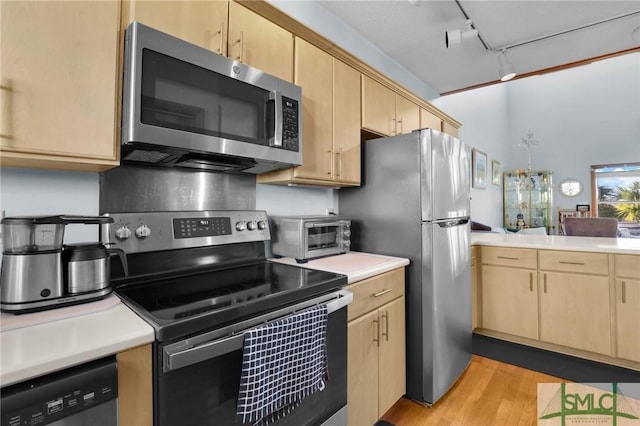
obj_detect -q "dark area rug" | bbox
[473,333,640,383]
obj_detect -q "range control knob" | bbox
[235,221,246,231]
[247,221,257,231]
[115,226,132,241]
[135,225,151,239]
[257,220,267,230]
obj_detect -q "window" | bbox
[591,162,640,236]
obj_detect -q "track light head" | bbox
[445,19,478,48]
[497,49,516,81]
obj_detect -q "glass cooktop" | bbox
[115,260,347,342]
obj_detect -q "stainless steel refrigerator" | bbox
[339,128,472,405]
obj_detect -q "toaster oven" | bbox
[270,216,351,263]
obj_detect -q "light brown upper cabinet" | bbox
[228,1,294,82]
[257,38,360,187]
[361,75,420,137]
[121,0,228,55]
[1,1,120,172]
[420,108,459,138]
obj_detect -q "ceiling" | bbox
[314,1,640,95]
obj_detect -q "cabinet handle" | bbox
[336,149,343,178]
[372,288,392,298]
[529,272,533,292]
[233,31,244,62]
[327,149,333,176]
[390,117,396,135]
[559,261,585,266]
[0,83,12,140]
[373,318,380,347]
[214,22,224,54]
[397,117,403,134]
[543,274,547,293]
[622,281,626,304]
[497,256,519,260]
[382,311,389,341]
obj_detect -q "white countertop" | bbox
[471,232,640,255]
[0,295,154,387]
[270,251,409,283]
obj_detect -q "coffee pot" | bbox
[0,215,127,313]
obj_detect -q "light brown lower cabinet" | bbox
[347,268,406,426]
[117,344,153,426]
[538,271,611,356]
[476,246,640,371]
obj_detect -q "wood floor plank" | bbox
[381,355,568,426]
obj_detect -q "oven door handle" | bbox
[305,221,348,228]
[163,289,353,372]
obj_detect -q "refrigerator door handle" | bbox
[435,218,470,228]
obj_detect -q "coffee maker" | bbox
[0,215,127,314]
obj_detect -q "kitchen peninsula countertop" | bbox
[471,232,640,255]
[0,295,154,387]
[270,251,409,283]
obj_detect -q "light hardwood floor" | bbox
[380,355,567,426]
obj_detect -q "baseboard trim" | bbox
[472,333,640,383]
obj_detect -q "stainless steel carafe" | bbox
[63,243,127,294]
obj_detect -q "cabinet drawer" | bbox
[539,250,608,275]
[480,246,537,269]
[615,254,640,279]
[347,268,404,321]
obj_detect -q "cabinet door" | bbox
[481,265,538,339]
[347,310,380,426]
[378,297,406,418]
[615,278,640,362]
[361,75,396,136]
[395,95,420,135]
[1,1,119,170]
[292,38,332,180]
[228,1,293,82]
[539,271,611,355]
[420,108,442,132]
[333,60,361,185]
[442,121,459,138]
[122,0,228,55]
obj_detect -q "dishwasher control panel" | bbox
[1,357,117,426]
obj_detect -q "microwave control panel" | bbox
[281,97,299,152]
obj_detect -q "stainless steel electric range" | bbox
[101,210,351,426]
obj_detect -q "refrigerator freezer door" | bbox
[420,219,471,403]
[421,130,471,221]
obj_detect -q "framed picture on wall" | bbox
[472,149,487,189]
[492,160,501,186]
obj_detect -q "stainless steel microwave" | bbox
[270,215,351,263]
[121,22,302,174]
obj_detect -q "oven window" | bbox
[140,49,272,146]
[156,308,347,426]
[308,226,340,250]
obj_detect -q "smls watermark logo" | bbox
[538,383,640,425]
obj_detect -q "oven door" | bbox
[303,221,351,260]
[156,290,352,426]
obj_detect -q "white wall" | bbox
[433,52,640,228]
[0,168,100,242]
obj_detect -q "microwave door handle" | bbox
[269,90,283,147]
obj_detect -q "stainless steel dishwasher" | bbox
[1,356,118,426]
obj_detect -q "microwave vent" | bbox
[124,149,172,163]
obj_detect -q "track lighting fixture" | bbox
[497,49,516,81]
[445,19,478,48]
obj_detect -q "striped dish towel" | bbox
[236,304,329,426]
